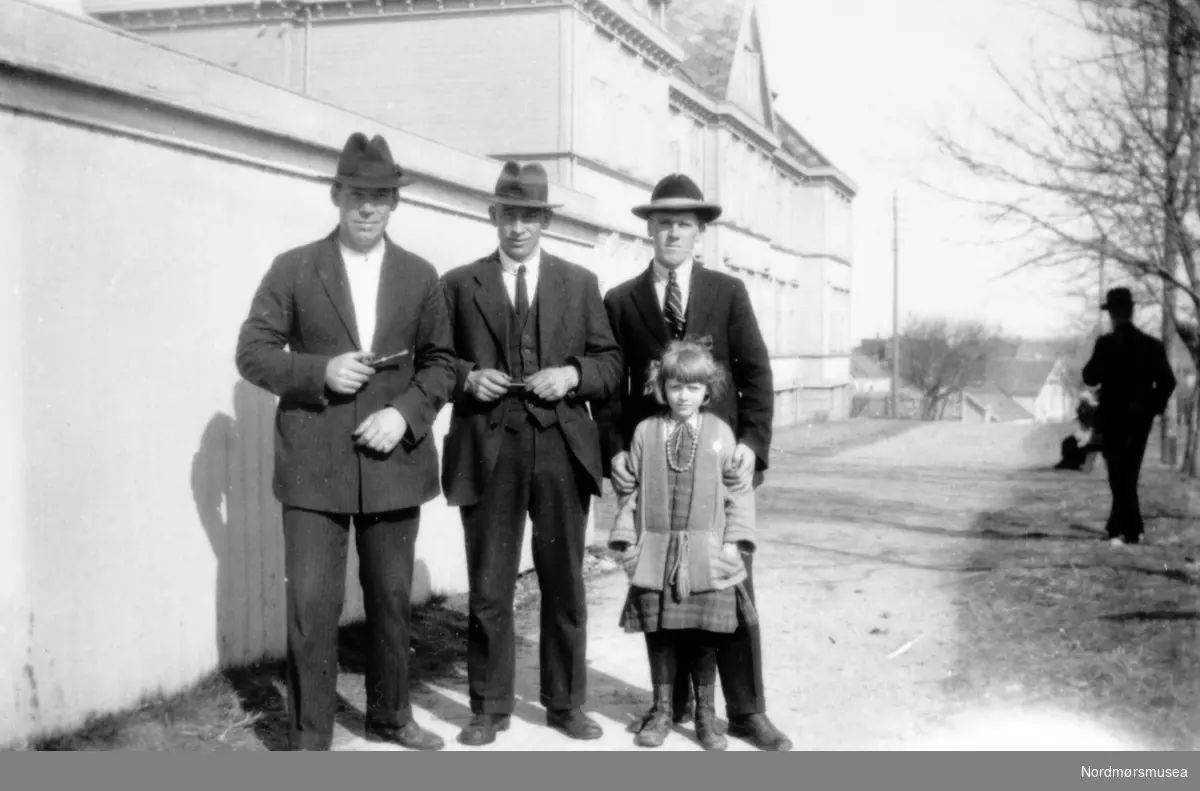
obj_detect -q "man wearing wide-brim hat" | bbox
[439,162,622,746]
[236,132,456,751]
[596,173,792,751]
[1082,287,1176,547]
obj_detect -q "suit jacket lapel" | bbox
[372,238,409,354]
[631,262,669,347]
[472,252,512,354]
[315,229,361,349]
[685,263,719,340]
[537,254,568,358]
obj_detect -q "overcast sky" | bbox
[757,0,1102,343]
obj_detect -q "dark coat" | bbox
[1082,322,1177,431]
[235,229,456,514]
[597,262,774,476]
[439,251,623,507]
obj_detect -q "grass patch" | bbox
[27,593,470,752]
[26,550,623,752]
[950,426,1200,749]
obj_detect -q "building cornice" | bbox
[572,0,684,71]
[95,0,577,32]
[667,83,716,125]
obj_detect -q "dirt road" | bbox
[330,420,1143,751]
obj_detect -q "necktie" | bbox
[665,269,685,339]
[516,264,530,326]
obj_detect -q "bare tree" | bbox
[900,317,1004,420]
[933,0,1200,475]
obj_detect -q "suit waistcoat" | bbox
[504,293,557,429]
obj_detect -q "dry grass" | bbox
[948,426,1200,750]
[25,548,620,752]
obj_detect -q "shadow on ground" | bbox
[945,425,1200,750]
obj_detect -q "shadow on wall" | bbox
[190,380,433,670]
[191,380,283,668]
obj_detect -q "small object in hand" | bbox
[368,350,410,368]
[507,379,527,390]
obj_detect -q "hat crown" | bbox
[1103,287,1134,311]
[631,173,722,222]
[650,174,705,204]
[335,132,405,187]
[493,161,552,205]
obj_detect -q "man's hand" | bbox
[353,407,408,454]
[724,442,756,494]
[610,451,636,495]
[466,369,511,402]
[526,366,579,402]
[326,351,375,395]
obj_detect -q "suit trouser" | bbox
[281,504,419,751]
[1101,416,1154,541]
[461,417,591,715]
[671,474,767,719]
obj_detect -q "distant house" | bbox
[851,354,891,394]
[961,385,1034,424]
[963,358,1078,424]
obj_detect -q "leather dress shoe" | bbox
[366,720,445,751]
[546,708,603,740]
[727,714,793,751]
[457,714,510,747]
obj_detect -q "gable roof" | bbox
[963,385,1034,422]
[665,0,749,102]
[774,114,833,169]
[984,358,1064,399]
[851,354,890,380]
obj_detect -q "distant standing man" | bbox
[1082,287,1176,546]
[598,174,792,751]
[440,162,623,746]
[236,133,456,751]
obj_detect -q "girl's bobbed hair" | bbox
[643,337,728,406]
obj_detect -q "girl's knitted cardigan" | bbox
[608,413,756,598]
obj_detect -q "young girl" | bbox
[608,339,758,751]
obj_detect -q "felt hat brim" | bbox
[631,198,723,223]
[490,195,564,209]
[332,172,417,189]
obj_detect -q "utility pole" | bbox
[891,189,900,419]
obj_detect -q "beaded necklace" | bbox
[666,414,702,473]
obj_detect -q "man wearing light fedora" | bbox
[236,132,456,751]
[1082,287,1176,546]
[440,162,622,746]
[597,173,791,751]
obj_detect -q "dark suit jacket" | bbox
[236,229,456,514]
[440,251,623,507]
[1082,322,1177,430]
[597,262,774,476]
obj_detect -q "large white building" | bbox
[0,0,856,747]
[91,0,859,422]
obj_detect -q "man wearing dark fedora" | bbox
[440,162,622,746]
[596,173,791,751]
[1082,286,1176,546]
[236,132,456,750]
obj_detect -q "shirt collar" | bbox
[666,411,703,435]
[498,246,541,276]
[338,236,386,263]
[653,257,693,285]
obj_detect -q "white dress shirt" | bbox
[652,257,694,317]
[339,238,385,351]
[498,246,541,309]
